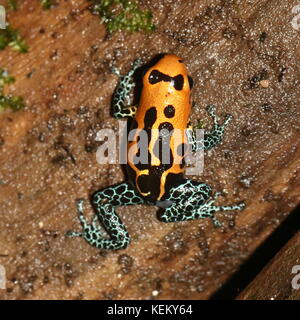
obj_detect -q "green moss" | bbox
[0,94,25,112]
[0,25,28,53]
[7,0,18,11]
[40,0,54,10]
[195,120,205,129]
[91,0,155,33]
[0,68,25,112]
[0,68,15,89]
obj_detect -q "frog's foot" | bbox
[111,66,121,77]
[67,199,130,250]
[66,199,104,240]
[132,58,143,70]
[207,105,233,132]
[196,192,245,227]
[203,105,233,150]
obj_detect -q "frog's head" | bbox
[143,54,193,94]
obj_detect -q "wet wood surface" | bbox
[0,0,299,299]
[237,232,300,300]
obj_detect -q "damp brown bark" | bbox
[0,0,299,299]
[237,232,300,300]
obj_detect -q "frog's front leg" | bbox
[160,179,245,227]
[67,182,144,250]
[187,105,233,151]
[112,59,142,119]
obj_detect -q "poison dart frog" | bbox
[67,54,245,250]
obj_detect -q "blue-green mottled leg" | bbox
[160,179,245,227]
[112,59,142,119]
[67,182,144,250]
[187,105,233,151]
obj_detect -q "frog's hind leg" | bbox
[67,182,144,250]
[160,179,245,227]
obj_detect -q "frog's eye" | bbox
[188,76,194,89]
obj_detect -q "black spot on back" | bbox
[144,107,157,129]
[132,130,149,171]
[173,74,184,90]
[159,122,174,133]
[178,59,183,63]
[164,105,175,118]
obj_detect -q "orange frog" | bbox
[68,54,245,250]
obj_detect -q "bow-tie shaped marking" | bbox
[148,69,184,90]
